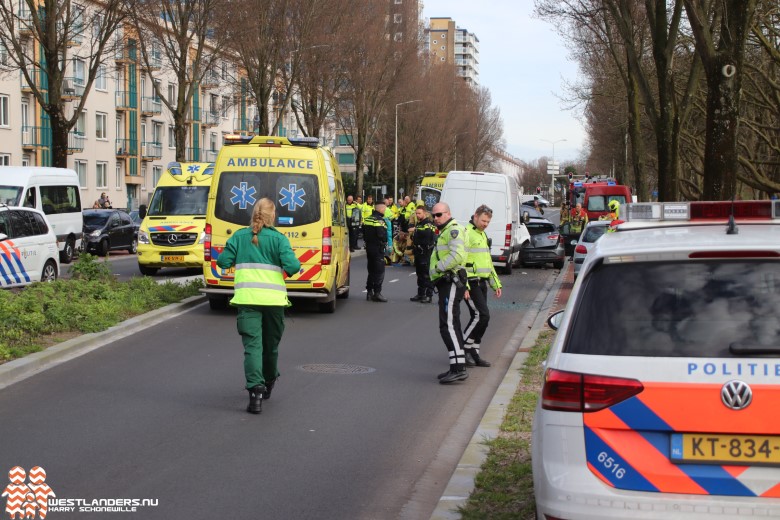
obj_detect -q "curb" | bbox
[428,263,570,519]
[0,294,206,392]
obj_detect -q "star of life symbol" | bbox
[2,466,55,519]
[187,164,201,173]
[230,182,257,209]
[279,184,306,211]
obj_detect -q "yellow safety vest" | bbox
[465,223,502,290]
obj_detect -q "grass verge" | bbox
[0,253,203,363]
[457,328,553,520]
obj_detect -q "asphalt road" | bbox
[0,251,561,519]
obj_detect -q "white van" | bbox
[440,171,530,274]
[0,167,83,263]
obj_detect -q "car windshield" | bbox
[84,213,109,227]
[588,195,627,212]
[582,225,608,243]
[215,171,320,227]
[147,186,209,216]
[419,187,441,210]
[0,186,22,206]
[565,260,780,357]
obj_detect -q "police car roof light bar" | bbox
[624,200,778,223]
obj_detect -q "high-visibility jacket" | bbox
[570,209,589,233]
[430,218,466,283]
[361,203,374,220]
[465,222,502,291]
[346,202,361,225]
[403,202,416,221]
[216,226,301,307]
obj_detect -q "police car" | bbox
[533,200,780,519]
[0,205,59,287]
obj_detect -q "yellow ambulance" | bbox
[200,135,350,312]
[136,162,214,275]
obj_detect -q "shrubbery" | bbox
[0,253,203,362]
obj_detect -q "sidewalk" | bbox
[429,260,574,519]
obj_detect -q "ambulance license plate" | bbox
[671,433,780,465]
[161,255,184,262]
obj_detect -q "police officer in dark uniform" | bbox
[409,205,436,303]
[363,200,389,302]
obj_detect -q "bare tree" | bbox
[128,0,231,162]
[0,0,126,167]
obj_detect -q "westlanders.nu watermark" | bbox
[48,498,159,513]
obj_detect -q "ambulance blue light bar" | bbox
[167,161,182,175]
[624,201,779,222]
[203,163,215,176]
[288,137,320,148]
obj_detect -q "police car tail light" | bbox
[574,244,587,254]
[504,224,511,248]
[204,223,212,261]
[542,369,643,412]
[321,226,332,265]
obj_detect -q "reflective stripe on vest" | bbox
[231,263,288,306]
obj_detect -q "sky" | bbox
[421,0,586,164]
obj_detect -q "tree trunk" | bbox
[174,114,188,162]
[626,55,648,201]
[49,107,70,168]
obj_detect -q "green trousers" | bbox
[236,305,286,389]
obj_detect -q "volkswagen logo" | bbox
[721,380,752,410]
[167,234,179,245]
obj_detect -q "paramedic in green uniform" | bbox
[217,197,301,414]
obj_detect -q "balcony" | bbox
[115,47,137,65]
[187,107,201,123]
[21,126,51,150]
[116,138,137,157]
[20,69,42,92]
[60,23,84,47]
[185,148,201,162]
[201,70,220,90]
[232,117,253,134]
[141,141,162,161]
[18,8,33,38]
[141,97,162,117]
[201,110,220,127]
[115,91,137,111]
[62,77,85,101]
[144,52,162,71]
[67,132,85,154]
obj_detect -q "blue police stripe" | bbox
[11,253,30,283]
[0,253,22,284]
[584,426,658,492]
[609,398,755,496]
[0,259,12,285]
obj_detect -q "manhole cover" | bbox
[299,363,375,374]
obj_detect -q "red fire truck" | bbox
[568,178,632,220]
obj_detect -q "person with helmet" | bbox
[216,198,301,414]
[600,199,624,231]
[430,202,470,384]
[462,204,502,368]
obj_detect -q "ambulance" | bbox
[200,135,350,312]
[416,171,448,210]
[136,162,214,275]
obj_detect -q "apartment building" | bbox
[424,17,480,87]
[0,8,260,210]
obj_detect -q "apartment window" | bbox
[152,165,162,186]
[221,61,228,80]
[115,163,121,187]
[95,112,107,139]
[96,161,107,188]
[222,96,229,118]
[75,111,87,136]
[141,164,147,190]
[337,153,355,165]
[22,155,29,167]
[96,65,106,90]
[394,14,402,23]
[168,83,176,103]
[338,134,353,146]
[0,154,10,166]
[153,122,163,144]
[210,132,217,151]
[168,125,175,148]
[92,13,103,39]
[153,80,161,102]
[394,32,403,42]
[0,95,8,127]
[75,160,87,188]
[73,58,86,86]
[210,94,218,115]
[0,43,8,66]
[395,0,402,3]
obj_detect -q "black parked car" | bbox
[520,217,566,269]
[83,209,138,256]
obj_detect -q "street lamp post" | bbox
[540,138,566,205]
[395,99,421,202]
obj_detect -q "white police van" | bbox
[0,205,59,287]
[534,200,780,519]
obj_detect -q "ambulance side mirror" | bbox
[139,205,147,220]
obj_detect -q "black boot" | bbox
[439,366,469,384]
[366,289,373,301]
[262,378,277,400]
[467,347,491,367]
[247,385,266,414]
[410,294,423,301]
[371,292,388,302]
[421,295,432,303]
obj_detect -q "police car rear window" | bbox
[582,225,607,243]
[215,172,320,227]
[565,260,780,357]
